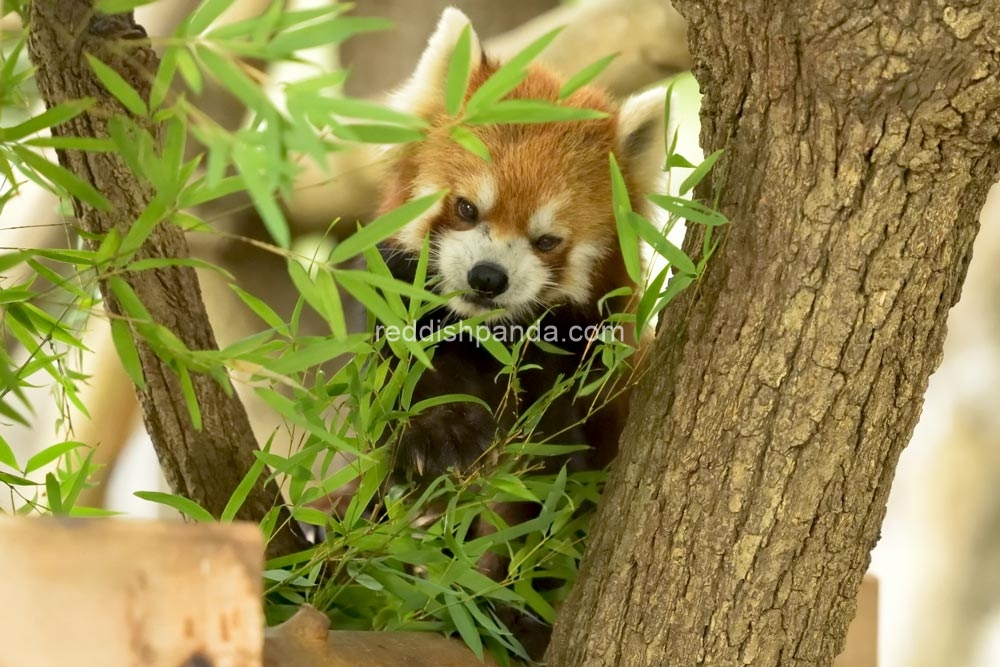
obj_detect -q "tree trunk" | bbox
[548,3,1000,666]
[26,1,308,559]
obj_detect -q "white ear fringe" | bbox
[389,7,483,116]
[617,87,670,199]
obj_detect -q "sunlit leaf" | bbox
[558,53,618,99]
[465,100,607,125]
[626,210,696,275]
[25,441,84,474]
[135,491,215,522]
[221,455,267,522]
[266,16,393,55]
[679,149,723,196]
[313,97,426,128]
[449,126,490,162]
[12,145,111,210]
[332,124,425,144]
[0,435,18,469]
[445,25,473,117]
[86,56,148,116]
[185,0,235,36]
[329,191,445,264]
[609,153,641,283]
[1,99,93,141]
[110,318,146,389]
[647,192,729,227]
[466,27,562,116]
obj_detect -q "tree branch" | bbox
[26,1,308,559]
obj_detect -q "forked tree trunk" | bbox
[26,2,308,559]
[548,3,1000,666]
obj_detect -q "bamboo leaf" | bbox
[444,595,484,660]
[230,284,289,336]
[679,149,723,196]
[12,145,111,210]
[128,256,234,277]
[332,123,425,144]
[185,0,235,36]
[110,318,146,389]
[86,55,148,116]
[95,0,156,12]
[465,100,607,125]
[45,473,64,514]
[118,196,169,262]
[647,192,729,227]
[266,16,393,55]
[25,441,84,474]
[636,264,668,334]
[558,53,618,99]
[135,491,215,522]
[329,191,445,264]
[449,126,490,162]
[177,365,203,431]
[410,393,491,416]
[221,455,267,522]
[609,153,641,283]
[0,471,38,486]
[445,25,473,117]
[1,99,93,141]
[232,142,290,248]
[314,97,426,127]
[197,46,273,116]
[626,211,696,275]
[334,268,446,307]
[27,136,114,152]
[0,435,18,469]
[466,27,562,116]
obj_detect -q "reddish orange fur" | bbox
[381,60,650,310]
[377,26,663,658]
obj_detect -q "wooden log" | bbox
[0,517,874,666]
[264,605,499,667]
[0,518,263,667]
[835,575,878,667]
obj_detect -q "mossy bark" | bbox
[548,2,1000,665]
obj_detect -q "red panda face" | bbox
[393,90,622,322]
[382,8,668,323]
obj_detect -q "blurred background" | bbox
[1,2,998,665]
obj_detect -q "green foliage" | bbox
[0,3,726,664]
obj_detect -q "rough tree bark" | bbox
[548,2,1000,666]
[26,2,308,559]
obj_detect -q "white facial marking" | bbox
[397,183,444,252]
[555,241,607,305]
[527,200,561,238]
[469,173,496,215]
[436,229,549,322]
[617,87,668,207]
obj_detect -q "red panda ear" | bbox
[616,88,670,197]
[390,8,483,118]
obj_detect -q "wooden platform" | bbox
[0,517,876,666]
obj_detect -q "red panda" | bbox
[377,8,666,487]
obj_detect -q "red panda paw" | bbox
[392,403,498,484]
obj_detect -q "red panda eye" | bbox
[534,235,562,252]
[455,197,479,223]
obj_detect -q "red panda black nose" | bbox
[467,263,509,297]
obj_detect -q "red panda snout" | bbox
[435,223,553,321]
[466,262,509,298]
